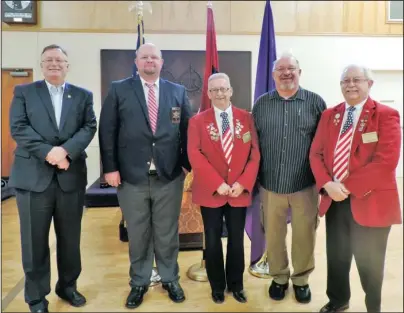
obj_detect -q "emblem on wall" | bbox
[2,1,37,24]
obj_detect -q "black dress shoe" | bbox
[319,302,349,312]
[162,281,185,303]
[269,280,289,300]
[56,289,86,307]
[293,284,311,303]
[126,286,149,309]
[31,309,48,313]
[212,291,225,304]
[232,290,247,303]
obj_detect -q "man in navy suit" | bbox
[9,44,97,313]
[99,43,192,309]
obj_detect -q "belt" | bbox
[148,170,158,176]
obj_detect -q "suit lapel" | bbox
[350,98,376,153]
[204,108,227,164]
[36,80,58,130]
[231,107,243,158]
[131,76,151,132]
[156,79,169,135]
[59,83,73,131]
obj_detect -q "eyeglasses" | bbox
[42,59,68,64]
[274,67,298,73]
[209,87,230,93]
[340,78,368,86]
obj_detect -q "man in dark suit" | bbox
[310,64,402,312]
[99,42,192,309]
[9,44,97,313]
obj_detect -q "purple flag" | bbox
[245,0,277,266]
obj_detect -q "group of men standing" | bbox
[8,42,401,313]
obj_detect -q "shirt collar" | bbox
[140,76,159,89]
[45,80,65,92]
[268,87,306,101]
[345,97,368,111]
[213,103,232,116]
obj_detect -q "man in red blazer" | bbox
[310,64,402,313]
[188,72,260,304]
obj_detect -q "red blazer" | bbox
[309,97,402,227]
[188,106,260,208]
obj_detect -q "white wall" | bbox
[1,31,403,184]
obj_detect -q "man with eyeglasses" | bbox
[99,42,192,309]
[252,52,326,304]
[9,44,97,312]
[188,72,260,304]
[310,64,402,312]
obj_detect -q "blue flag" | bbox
[245,0,277,266]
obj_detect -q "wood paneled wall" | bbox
[2,1,403,36]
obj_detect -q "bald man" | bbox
[99,43,192,309]
[310,65,401,312]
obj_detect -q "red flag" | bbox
[199,3,219,113]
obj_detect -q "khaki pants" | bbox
[260,185,319,286]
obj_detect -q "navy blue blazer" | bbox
[9,80,97,192]
[99,75,192,185]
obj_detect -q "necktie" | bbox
[50,85,62,128]
[333,106,356,182]
[145,83,158,133]
[220,112,233,164]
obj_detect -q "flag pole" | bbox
[186,0,216,282]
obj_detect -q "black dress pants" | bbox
[201,204,246,293]
[325,197,391,312]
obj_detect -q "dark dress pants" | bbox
[15,176,84,312]
[201,203,246,293]
[325,197,391,312]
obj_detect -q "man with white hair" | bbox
[252,53,327,304]
[188,72,260,304]
[310,64,402,312]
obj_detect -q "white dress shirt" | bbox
[213,104,234,144]
[45,80,65,128]
[139,76,160,171]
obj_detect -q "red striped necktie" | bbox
[145,83,158,134]
[220,112,233,164]
[333,106,356,182]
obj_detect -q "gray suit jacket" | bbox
[8,80,97,192]
[99,75,192,185]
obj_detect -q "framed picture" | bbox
[386,0,403,23]
[1,1,38,24]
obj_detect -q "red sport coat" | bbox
[309,97,402,227]
[188,106,260,208]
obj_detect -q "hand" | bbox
[340,183,350,195]
[216,182,231,196]
[46,147,67,165]
[229,182,245,198]
[105,171,121,187]
[323,181,349,202]
[56,158,70,170]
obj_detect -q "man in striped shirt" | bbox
[252,53,326,304]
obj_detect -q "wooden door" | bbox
[1,69,33,178]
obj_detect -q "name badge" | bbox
[242,131,251,143]
[362,131,378,143]
[171,107,181,124]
